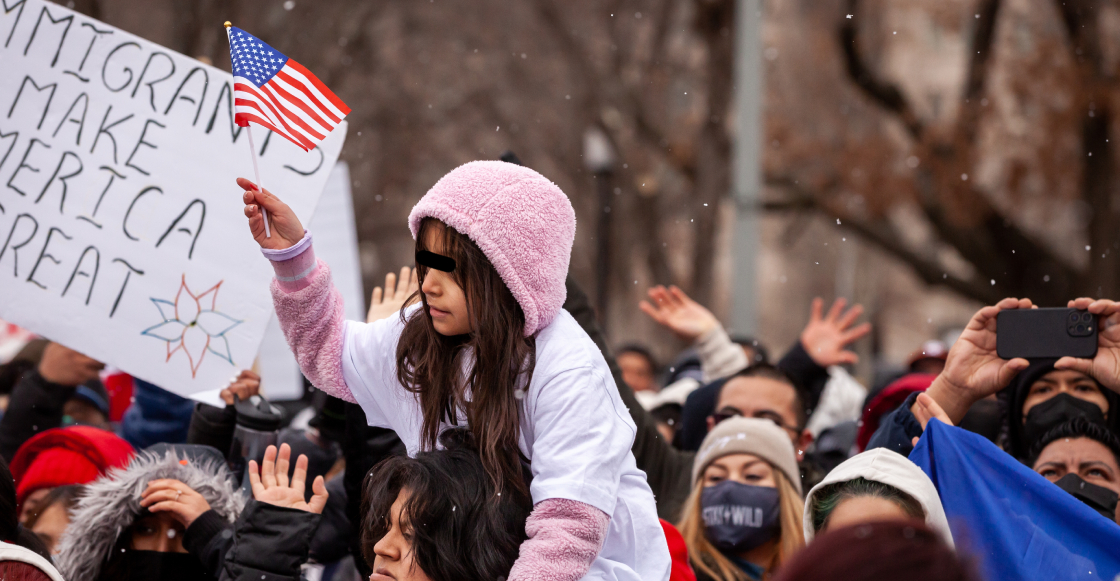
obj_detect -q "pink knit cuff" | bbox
[263,232,319,292]
[508,498,609,581]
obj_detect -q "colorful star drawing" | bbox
[141,275,243,378]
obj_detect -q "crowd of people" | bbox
[0,158,1117,580]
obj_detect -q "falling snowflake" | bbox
[141,275,243,378]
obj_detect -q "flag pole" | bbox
[245,126,271,238]
[225,21,271,238]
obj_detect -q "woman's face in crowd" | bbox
[30,501,70,554]
[824,495,916,533]
[702,453,777,488]
[371,489,432,581]
[1033,437,1120,498]
[129,512,187,553]
[420,223,471,337]
[1022,370,1109,418]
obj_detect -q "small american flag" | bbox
[226,26,350,152]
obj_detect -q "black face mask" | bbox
[1054,473,1119,522]
[117,550,213,581]
[1022,393,1107,451]
[700,481,781,554]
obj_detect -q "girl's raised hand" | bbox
[237,177,304,250]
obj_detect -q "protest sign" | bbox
[0,0,347,396]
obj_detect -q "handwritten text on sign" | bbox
[0,0,346,396]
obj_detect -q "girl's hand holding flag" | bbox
[239,178,303,250]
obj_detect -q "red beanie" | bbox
[10,426,134,507]
[856,373,937,452]
[659,519,696,581]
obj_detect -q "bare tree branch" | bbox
[840,0,923,139]
[833,0,1083,305]
[765,176,1000,302]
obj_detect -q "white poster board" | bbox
[256,161,364,402]
[0,0,346,396]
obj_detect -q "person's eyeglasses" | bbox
[416,250,456,273]
[710,408,799,435]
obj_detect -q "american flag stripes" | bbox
[226,26,350,152]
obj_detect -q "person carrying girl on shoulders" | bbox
[238,160,670,581]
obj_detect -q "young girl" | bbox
[239,161,669,580]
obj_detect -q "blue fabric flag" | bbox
[910,419,1120,581]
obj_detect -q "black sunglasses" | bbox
[416,250,456,273]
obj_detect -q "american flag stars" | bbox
[229,32,288,88]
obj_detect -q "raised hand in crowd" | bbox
[638,285,720,342]
[799,297,872,367]
[237,177,305,250]
[219,369,261,406]
[366,266,419,323]
[910,392,953,447]
[921,297,1034,424]
[248,443,328,514]
[37,342,103,387]
[139,478,212,527]
[1055,297,1120,394]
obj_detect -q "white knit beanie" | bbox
[692,417,802,495]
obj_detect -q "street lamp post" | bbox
[584,127,616,327]
[730,0,763,336]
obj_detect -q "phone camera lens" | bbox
[1070,312,1082,322]
[1082,313,1094,322]
[1076,324,1086,333]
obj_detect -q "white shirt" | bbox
[342,306,671,581]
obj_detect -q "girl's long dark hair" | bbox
[397,218,536,497]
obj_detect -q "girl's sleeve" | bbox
[508,498,610,581]
[265,233,356,403]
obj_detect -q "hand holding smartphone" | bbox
[996,308,1098,360]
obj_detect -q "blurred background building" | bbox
[62,0,1120,383]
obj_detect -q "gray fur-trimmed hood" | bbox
[55,446,247,581]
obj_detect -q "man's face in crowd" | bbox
[618,351,656,393]
[1033,437,1120,523]
[1023,370,1109,418]
[709,376,813,456]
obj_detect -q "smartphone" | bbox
[996,308,1098,360]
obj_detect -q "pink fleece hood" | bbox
[408,161,577,336]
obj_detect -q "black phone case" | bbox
[996,308,1098,360]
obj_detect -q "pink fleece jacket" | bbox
[267,240,608,580]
